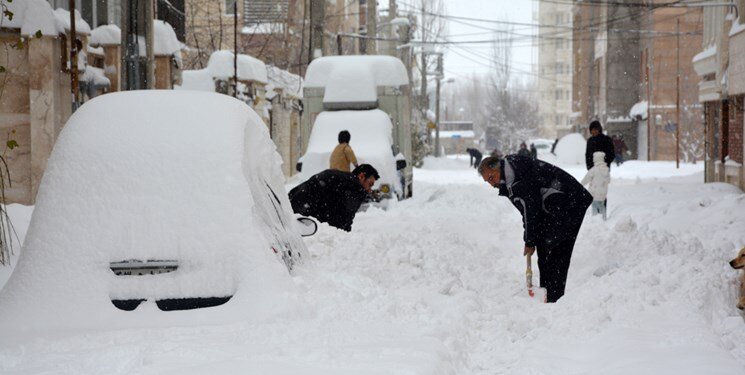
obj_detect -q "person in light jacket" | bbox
[581,151,610,220]
[329,130,358,172]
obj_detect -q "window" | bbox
[224,0,237,15]
[555,90,562,100]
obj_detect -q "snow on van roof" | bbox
[208,50,268,84]
[1,0,64,36]
[90,24,121,46]
[304,56,408,104]
[0,91,302,338]
[300,109,401,194]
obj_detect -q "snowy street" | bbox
[1,156,744,374]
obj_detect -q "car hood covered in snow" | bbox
[0,91,307,340]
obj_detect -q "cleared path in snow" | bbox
[1,157,744,374]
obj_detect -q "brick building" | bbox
[638,4,703,162]
[694,0,745,190]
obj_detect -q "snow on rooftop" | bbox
[90,24,121,46]
[207,50,268,84]
[0,0,64,36]
[53,8,91,35]
[153,20,181,56]
[175,69,215,92]
[629,100,648,120]
[305,55,409,87]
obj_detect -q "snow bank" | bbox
[0,0,64,36]
[53,8,91,35]
[300,109,402,194]
[554,133,587,165]
[0,91,305,340]
[90,24,121,46]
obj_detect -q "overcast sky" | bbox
[399,0,537,82]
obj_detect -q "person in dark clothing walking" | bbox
[478,155,592,302]
[550,138,559,156]
[585,121,615,170]
[529,143,538,160]
[466,148,483,169]
[289,164,379,232]
[612,134,628,166]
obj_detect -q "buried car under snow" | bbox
[0,91,314,339]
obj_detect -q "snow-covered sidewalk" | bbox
[1,158,744,374]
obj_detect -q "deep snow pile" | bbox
[0,157,743,374]
[554,133,587,165]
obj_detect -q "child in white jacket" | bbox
[581,151,610,220]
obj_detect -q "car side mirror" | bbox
[296,162,303,172]
[396,159,407,170]
[296,217,317,237]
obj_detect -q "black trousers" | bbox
[537,226,581,303]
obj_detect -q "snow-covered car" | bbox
[297,109,406,200]
[0,91,312,338]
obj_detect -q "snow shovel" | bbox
[525,254,547,302]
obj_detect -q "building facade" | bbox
[536,0,574,139]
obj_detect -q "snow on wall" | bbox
[300,109,402,194]
[554,133,587,165]
[0,91,303,339]
[692,45,716,63]
[153,20,181,56]
[53,8,91,35]
[90,24,121,46]
[207,50,268,83]
[0,0,64,36]
[629,100,648,120]
[80,66,110,86]
[267,66,303,99]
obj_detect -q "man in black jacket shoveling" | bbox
[289,164,379,232]
[479,155,592,302]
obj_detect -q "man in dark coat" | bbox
[478,155,592,302]
[585,120,615,170]
[466,148,483,169]
[289,164,379,232]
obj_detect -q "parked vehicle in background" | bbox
[299,55,412,199]
[0,91,312,339]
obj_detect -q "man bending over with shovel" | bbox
[478,155,592,302]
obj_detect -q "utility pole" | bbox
[69,0,79,111]
[145,0,154,89]
[366,0,377,54]
[434,53,443,157]
[675,18,680,168]
[309,0,325,62]
[233,0,238,98]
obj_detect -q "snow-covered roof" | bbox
[0,0,64,36]
[153,20,181,56]
[53,8,91,35]
[90,24,121,46]
[207,50,268,84]
[300,109,401,193]
[266,66,303,99]
[629,101,648,120]
[80,66,110,86]
[0,91,304,336]
[304,56,409,104]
